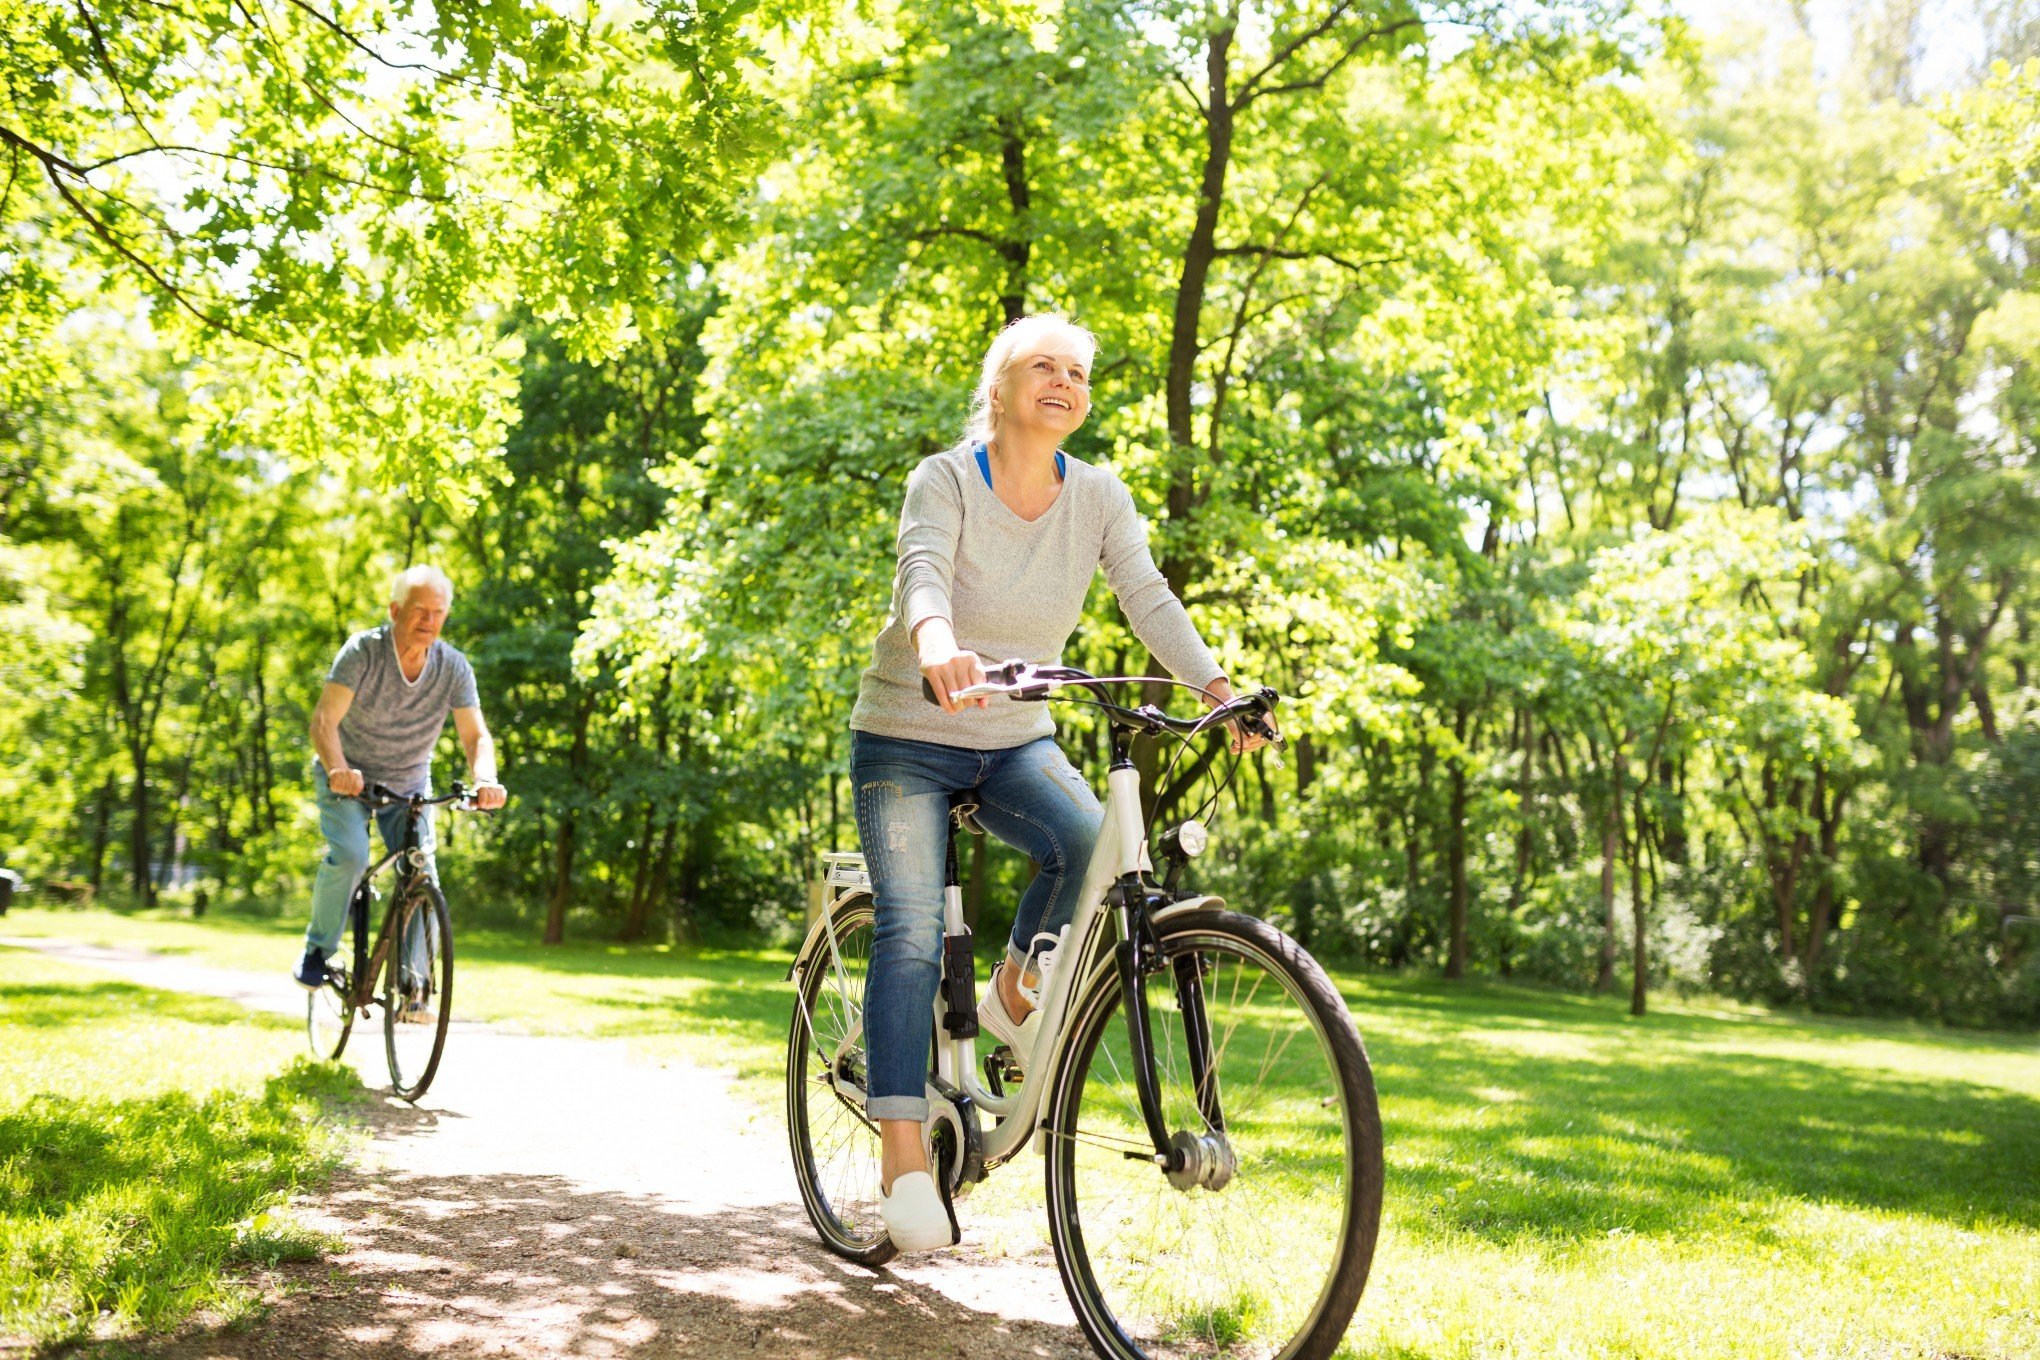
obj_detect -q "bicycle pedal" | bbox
[986,1046,1024,1088]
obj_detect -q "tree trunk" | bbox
[127,745,154,906]
[1596,754,1622,993]
[251,633,276,833]
[543,810,577,945]
[542,695,597,944]
[1444,706,1471,980]
[1135,21,1237,769]
[1503,711,1536,978]
[87,775,115,891]
[651,815,682,941]
[679,818,706,929]
[995,115,1033,326]
[1629,783,1649,1018]
[622,802,657,942]
[1803,775,1845,976]
[1165,23,1236,459]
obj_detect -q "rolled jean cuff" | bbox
[867,1094,929,1123]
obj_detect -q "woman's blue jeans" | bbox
[851,730,1103,1122]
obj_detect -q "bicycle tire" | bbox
[785,894,898,1266]
[307,893,359,1061]
[383,880,453,1103]
[1042,908,1383,1360]
[307,970,353,1060]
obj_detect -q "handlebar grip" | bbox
[1238,688,1283,744]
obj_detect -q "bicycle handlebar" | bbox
[921,662,1284,746]
[345,780,498,813]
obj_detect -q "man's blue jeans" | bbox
[850,730,1103,1122]
[304,764,438,959]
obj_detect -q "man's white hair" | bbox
[390,564,454,607]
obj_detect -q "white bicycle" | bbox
[785,663,1383,1360]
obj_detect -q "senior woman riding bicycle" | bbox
[847,313,1270,1251]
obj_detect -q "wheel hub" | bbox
[1165,1128,1237,1192]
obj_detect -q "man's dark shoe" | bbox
[293,946,329,991]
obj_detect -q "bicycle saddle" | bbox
[947,789,985,835]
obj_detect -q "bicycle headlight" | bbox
[1170,818,1209,859]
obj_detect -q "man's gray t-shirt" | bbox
[324,624,479,796]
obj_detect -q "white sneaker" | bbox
[979,931,1065,1070]
[879,1171,954,1252]
[979,962,1040,1067]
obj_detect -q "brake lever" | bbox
[1238,688,1286,748]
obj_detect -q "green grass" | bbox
[7,904,2038,1358]
[0,946,358,1353]
[0,904,795,1102]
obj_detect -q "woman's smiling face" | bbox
[994,339,1092,442]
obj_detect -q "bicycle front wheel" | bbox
[383,881,453,1103]
[1043,909,1383,1360]
[785,894,896,1266]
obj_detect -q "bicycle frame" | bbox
[793,723,1226,1176]
[340,801,437,1012]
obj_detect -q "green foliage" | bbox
[0,948,359,1351]
[2,6,2034,1026]
[1,0,802,490]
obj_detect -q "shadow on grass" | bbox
[0,978,301,1032]
[573,980,790,1039]
[105,1172,1092,1360]
[1341,980,2040,1244]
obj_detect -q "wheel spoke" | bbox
[787,901,890,1260]
[1047,917,1381,1360]
[384,888,452,1102]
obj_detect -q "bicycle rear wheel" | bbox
[307,969,353,1060]
[785,894,897,1266]
[383,881,453,1103]
[1043,909,1383,1360]
[307,898,357,1060]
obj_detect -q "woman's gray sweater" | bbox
[849,443,1225,750]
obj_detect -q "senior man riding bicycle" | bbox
[293,565,508,992]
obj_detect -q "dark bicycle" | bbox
[306,781,486,1102]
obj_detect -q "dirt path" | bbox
[4,936,1088,1359]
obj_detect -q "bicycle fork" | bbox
[1114,877,1231,1185]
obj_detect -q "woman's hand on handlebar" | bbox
[1202,677,1278,755]
[915,619,989,714]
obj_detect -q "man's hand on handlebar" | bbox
[327,766,366,797]
[472,780,507,811]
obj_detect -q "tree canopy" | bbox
[4,1,2036,1025]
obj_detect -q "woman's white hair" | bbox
[961,313,1099,445]
[390,564,455,607]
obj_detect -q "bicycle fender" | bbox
[785,888,872,980]
[1152,893,1226,926]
